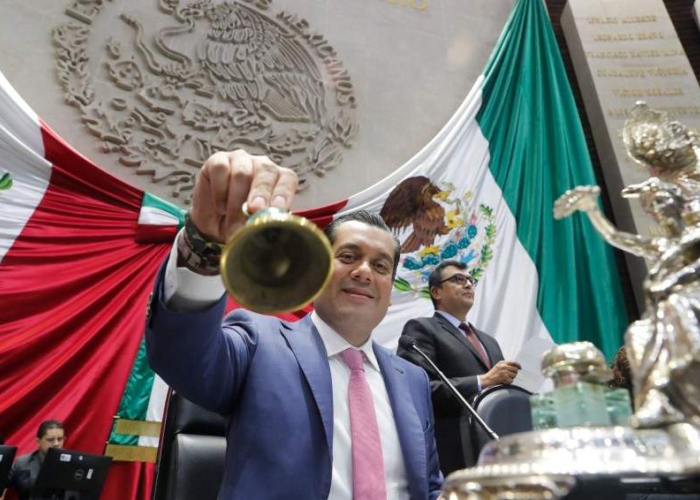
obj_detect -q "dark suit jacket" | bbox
[397,313,504,475]
[146,264,444,499]
[9,451,40,500]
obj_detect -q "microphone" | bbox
[398,336,499,441]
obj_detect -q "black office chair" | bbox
[152,390,227,500]
[470,384,533,461]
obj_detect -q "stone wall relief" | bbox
[53,0,359,203]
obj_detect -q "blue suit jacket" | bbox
[146,270,444,499]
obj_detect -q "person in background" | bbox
[8,420,65,500]
[398,260,520,475]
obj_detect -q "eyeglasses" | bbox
[438,274,476,287]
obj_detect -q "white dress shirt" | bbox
[310,311,409,500]
[162,234,410,499]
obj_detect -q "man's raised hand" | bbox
[190,150,298,244]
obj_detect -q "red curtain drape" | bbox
[0,124,171,499]
[0,120,349,499]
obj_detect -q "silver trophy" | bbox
[441,102,700,499]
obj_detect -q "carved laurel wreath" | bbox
[53,0,359,203]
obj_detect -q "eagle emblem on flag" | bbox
[380,176,497,298]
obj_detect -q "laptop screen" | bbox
[0,445,17,490]
[32,448,112,496]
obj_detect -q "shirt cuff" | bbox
[477,375,482,393]
[164,229,226,311]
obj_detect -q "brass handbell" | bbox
[220,208,334,314]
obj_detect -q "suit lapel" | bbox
[374,344,426,500]
[279,315,333,457]
[434,313,490,370]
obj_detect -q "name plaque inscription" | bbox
[561,0,700,307]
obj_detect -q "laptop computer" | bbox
[32,448,112,500]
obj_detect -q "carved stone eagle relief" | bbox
[53,0,359,203]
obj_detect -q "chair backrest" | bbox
[470,384,533,460]
[152,390,227,500]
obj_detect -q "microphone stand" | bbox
[406,340,499,441]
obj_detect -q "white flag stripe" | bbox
[0,69,42,156]
[343,76,486,213]
[468,164,553,360]
[137,375,169,447]
[137,206,181,226]
[0,118,52,265]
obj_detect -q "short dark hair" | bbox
[37,420,64,439]
[428,260,468,308]
[323,210,401,278]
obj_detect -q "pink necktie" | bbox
[339,349,387,500]
[459,323,491,368]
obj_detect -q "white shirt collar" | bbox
[435,309,468,329]
[310,311,380,373]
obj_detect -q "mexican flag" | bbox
[0,0,627,498]
[339,0,628,366]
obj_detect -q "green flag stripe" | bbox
[108,337,156,445]
[108,194,180,447]
[476,0,627,358]
[142,192,186,227]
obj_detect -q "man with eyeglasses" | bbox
[9,420,65,500]
[398,260,520,475]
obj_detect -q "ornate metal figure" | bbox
[554,102,700,429]
[441,103,700,499]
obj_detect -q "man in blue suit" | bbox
[146,150,443,499]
